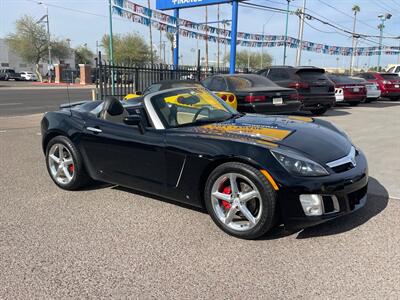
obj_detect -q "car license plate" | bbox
[273,98,283,105]
[353,87,359,92]
[395,84,399,88]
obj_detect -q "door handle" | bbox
[86,126,102,133]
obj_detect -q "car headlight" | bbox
[271,149,329,177]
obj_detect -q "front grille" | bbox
[348,185,368,210]
[327,147,357,173]
[331,162,354,173]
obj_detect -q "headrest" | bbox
[103,96,124,116]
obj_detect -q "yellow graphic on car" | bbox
[200,124,292,141]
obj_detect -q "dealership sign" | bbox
[156,0,232,10]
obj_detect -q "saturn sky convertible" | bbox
[41,87,368,239]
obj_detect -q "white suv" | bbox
[387,65,400,76]
[20,71,37,81]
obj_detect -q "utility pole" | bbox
[349,5,360,75]
[223,21,228,67]
[205,6,209,71]
[283,0,291,66]
[217,4,220,69]
[377,13,392,71]
[37,2,52,82]
[147,0,154,65]
[295,0,306,66]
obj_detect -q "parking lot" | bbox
[0,100,399,298]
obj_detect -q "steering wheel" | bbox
[192,106,212,122]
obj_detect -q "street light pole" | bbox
[377,13,392,71]
[283,0,291,66]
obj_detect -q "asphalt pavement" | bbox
[0,101,399,298]
[0,86,93,116]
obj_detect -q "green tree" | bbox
[101,33,151,65]
[223,50,273,70]
[74,45,94,66]
[7,15,71,81]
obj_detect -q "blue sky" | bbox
[1,0,399,68]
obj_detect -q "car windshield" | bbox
[329,75,354,84]
[297,70,328,81]
[150,87,238,128]
[226,75,277,90]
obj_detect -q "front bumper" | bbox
[274,150,368,230]
[300,95,335,110]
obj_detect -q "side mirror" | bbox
[123,115,141,126]
[135,91,143,96]
[123,115,145,134]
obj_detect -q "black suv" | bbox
[257,66,335,115]
[0,68,22,81]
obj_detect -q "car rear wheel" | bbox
[390,97,399,101]
[349,101,360,106]
[309,107,328,115]
[45,136,91,190]
[204,162,277,239]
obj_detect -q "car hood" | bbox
[173,114,352,164]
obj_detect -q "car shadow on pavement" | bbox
[358,100,400,108]
[262,177,388,240]
[294,109,351,117]
[113,186,207,214]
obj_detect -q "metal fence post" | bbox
[134,67,139,92]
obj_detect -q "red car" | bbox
[357,72,400,101]
[328,74,367,106]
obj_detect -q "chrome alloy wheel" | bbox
[48,143,75,185]
[211,173,263,231]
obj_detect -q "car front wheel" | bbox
[310,107,328,115]
[204,162,277,239]
[45,136,91,190]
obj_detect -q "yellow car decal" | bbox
[201,124,292,141]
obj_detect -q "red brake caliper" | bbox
[221,186,232,209]
[68,164,74,173]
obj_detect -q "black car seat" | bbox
[100,96,128,123]
[154,97,178,127]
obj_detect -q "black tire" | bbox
[390,97,400,101]
[204,162,277,239]
[349,101,360,106]
[309,107,328,115]
[45,135,91,190]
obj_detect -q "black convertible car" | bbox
[41,87,368,239]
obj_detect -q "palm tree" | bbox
[166,32,174,65]
[350,5,361,74]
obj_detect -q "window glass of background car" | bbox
[267,69,290,81]
[395,66,400,73]
[227,75,276,90]
[201,77,212,88]
[209,77,227,91]
[381,74,400,80]
[387,66,395,73]
[144,83,162,95]
[297,70,328,81]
